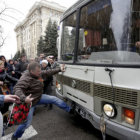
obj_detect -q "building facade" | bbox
[15,0,66,58]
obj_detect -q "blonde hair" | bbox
[0,60,4,66]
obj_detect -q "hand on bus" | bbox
[60,64,65,72]
[135,41,140,48]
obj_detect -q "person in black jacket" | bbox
[0,60,19,132]
[0,56,8,71]
[41,60,53,109]
[0,60,18,95]
[15,54,28,79]
[7,59,16,77]
[0,93,20,138]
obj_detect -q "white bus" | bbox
[56,0,140,139]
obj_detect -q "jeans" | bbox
[0,112,3,138]
[8,84,14,94]
[13,94,71,138]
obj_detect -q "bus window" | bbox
[60,12,76,62]
[131,0,140,53]
[77,0,140,65]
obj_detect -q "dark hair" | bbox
[0,55,6,60]
[28,62,40,72]
[0,55,7,68]
[20,54,26,58]
[8,59,13,63]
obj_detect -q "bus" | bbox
[55,0,140,139]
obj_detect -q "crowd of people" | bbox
[0,54,57,96]
[0,54,74,139]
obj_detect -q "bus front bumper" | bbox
[55,89,140,140]
[88,110,140,140]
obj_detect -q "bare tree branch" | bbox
[0,6,7,15]
[0,18,15,25]
[5,7,24,16]
[0,33,7,47]
[0,2,24,48]
[1,13,20,22]
[0,2,24,19]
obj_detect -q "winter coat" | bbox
[13,68,61,106]
[7,64,15,74]
[0,71,18,84]
[41,65,53,83]
[15,61,28,78]
[41,66,53,94]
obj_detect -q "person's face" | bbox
[30,58,34,63]
[0,62,4,70]
[41,63,47,68]
[1,57,6,62]
[47,57,51,62]
[31,66,41,77]
[40,54,44,59]
[14,61,18,64]
[22,56,26,62]
[40,54,44,57]
[10,60,14,65]
[49,59,54,64]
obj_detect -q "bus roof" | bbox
[61,0,91,21]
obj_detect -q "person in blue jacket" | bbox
[0,93,20,138]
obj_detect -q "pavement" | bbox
[3,104,118,140]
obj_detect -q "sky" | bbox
[0,0,78,59]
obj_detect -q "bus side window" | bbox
[130,0,140,53]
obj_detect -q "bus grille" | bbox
[56,75,91,94]
[94,84,138,107]
[56,75,139,107]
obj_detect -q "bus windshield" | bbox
[60,0,140,65]
[59,12,76,62]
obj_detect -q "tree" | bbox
[43,19,58,57]
[13,50,21,60]
[0,4,10,48]
[37,36,45,56]
[43,19,52,56]
[0,1,23,48]
[20,48,26,56]
[50,21,58,57]
[13,48,26,60]
[37,19,58,57]
[0,25,6,47]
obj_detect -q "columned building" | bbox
[15,0,66,58]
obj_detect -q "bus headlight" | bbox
[103,104,116,118]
